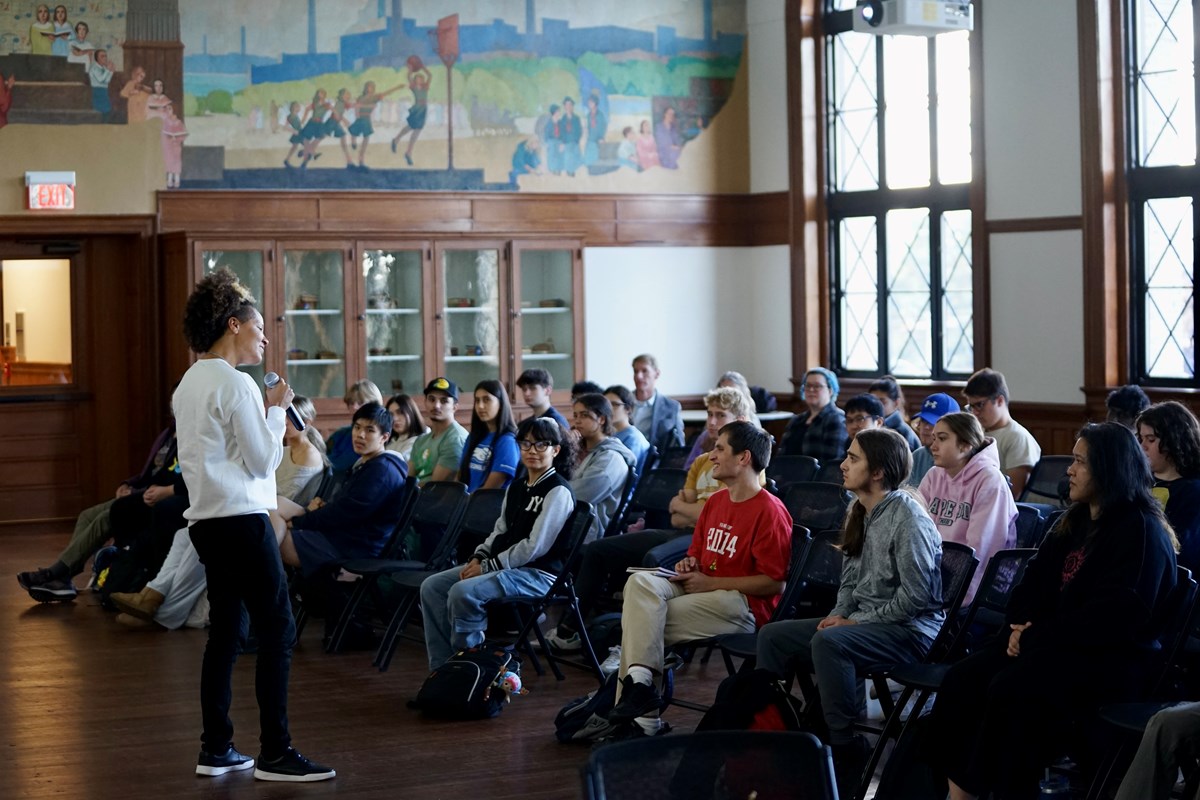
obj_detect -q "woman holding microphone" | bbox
[174,268,334,783]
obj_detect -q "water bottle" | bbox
[1039,770,1072,798]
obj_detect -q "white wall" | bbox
[583,246,792,395]
[2,259,72,363]
[748,0,790,193]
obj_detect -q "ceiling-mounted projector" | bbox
[853,0,974,36]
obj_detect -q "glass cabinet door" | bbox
[361,247,426,400]
[200,246,268,386]
[439,246,504,392]
[282,247,347,402]
[514,245,579,395]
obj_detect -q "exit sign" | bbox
[27,183,75,210]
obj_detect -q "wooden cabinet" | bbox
[161,234,584,421]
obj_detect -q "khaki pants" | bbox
[617,571,755,701]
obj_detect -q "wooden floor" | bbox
[1,530,722,799]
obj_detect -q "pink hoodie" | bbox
[918,438,1017,605]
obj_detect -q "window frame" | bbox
[0,245,82,396]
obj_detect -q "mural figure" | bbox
[146,78,171,120]
[636,119,660,171]
[161,103,188,188]
[509,134,542,184]
[348,80,405,170]
[617,126,639,171]
[296,87,332,168]
[50,4,72,57]
[583,93,606,168]
[543,103,563,175]
[67,21,93,64]
[283,101,307,167]
[389,55,431,166]
[328,86,355,168]
[0,72,15,130]
[85,49,113,120]
[30,4,54,55]
[120,66,150,123]
[558,96,582,176]
[655,106,682,169]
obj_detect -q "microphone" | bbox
[263,372,305,432]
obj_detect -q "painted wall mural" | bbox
[0,0,749,192]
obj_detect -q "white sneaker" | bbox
[599,646,622,676]
[546,630,582,652]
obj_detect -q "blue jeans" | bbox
[190,513,295,758]
[757,618,932,744]
[420,565,555,670]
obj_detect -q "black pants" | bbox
[567,528,692,625]
[190,513,295,758]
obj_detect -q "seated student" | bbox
[907,393,960,488]
[869,375,921,451]
[517,368,569,429]
[605,384,650,476]
[780,367,848,463]
[630,354,685,456]
[962,368,1041,499]
[458,380,520,493]
[326,379,384,474]
[923,423,1178,800]
[843,393,886,451]
[385,393,427,462]
[757,428,944,794]
[570,393,636,542]
[719,369,777,414]
[919,412,1017,604]
[409,378,468,484]
[19,422,186,603]
[606,422,792,739]
[420,417,577,670]
[278,402,409,577]
[571,380,605,401]
[685,373,763,469]
[546,387,757,652]
[1137,401,1200,572]
[1108,384,1151,431]
[112,396,328,629]
[1114,701,1200,800]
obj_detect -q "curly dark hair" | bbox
[1136,401,1200,479]
[516,415,578,479]
[182,268,258,354]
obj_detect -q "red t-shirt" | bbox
[687,487,793,627]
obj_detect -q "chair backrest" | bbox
[375,475,421,559]
[458,487,506,540]
[781,481,854,534]
[794,528,845,619]
[1146,566,1200,696]
[1019,455,1073,506]
[1014,503,1047,549]
[943,548,1038,659]
[557,500,597,576]
[768,524,814,623]
[411,481,470,568]
[582,730,837,800]
[654,446,691,471]
[623,467,688,530]
[813,461,845,485]
[292,464,334,508]
[923,541,980,660]
[766,455,821,492]
[601,465,640,539]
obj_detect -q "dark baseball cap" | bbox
[423,377,459,400]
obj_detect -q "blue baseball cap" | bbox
[915,392,960,424]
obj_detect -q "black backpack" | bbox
[412,646,520,720]
[554,671,620,743]
[695,668,806,733]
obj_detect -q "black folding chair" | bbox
[370,487,504,672]
[766,454,821,494]
[814,461,845,485]
[654,446,691,471]
[1014,502,1048,548]
[618,467,687,532]
[600,465,639,539]
[781,481,854,534]
[582,730,838,800]
[322,480,466,654]
[1019,455,1073,508]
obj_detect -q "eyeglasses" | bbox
[803,383,829,392]
[518,440,554,452]
[845,414,877,425]
[965,397,995,413]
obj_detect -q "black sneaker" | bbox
[253,747,335,782]
[28,578,77,603]
[17,567,54,590]
[608,676,663,723]
[196,745,255,776]
[832,733,871,798]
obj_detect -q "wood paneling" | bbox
[985,216,1084,234]
[0,403,83,522]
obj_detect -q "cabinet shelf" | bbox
[443,307,491,314]
[286,309,343,316]
[365,308,420,315]
[520,353,571,361]
[445,355,501,363]
[366,354,421,362]
[519,307,571,315]
[287,358,343,366]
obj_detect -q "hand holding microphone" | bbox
[263,372,304,432]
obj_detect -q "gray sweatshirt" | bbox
[831,489,946,642]
[571,436,636,542]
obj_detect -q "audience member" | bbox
[420,417,577,670]
[326,380,384,474]
[669,388,755,530]
[757,428,944,794]
[962,368,1041,499]
[605,384,651,476]
[19,422,185,603]
[923,422,1178,800]
[1108,384,1152,431]
[907,393,960,487]
[869,375,921,451]
[685,373,763,468]
[1137,401,1200,572]
[408,378,468,484]
[630,354,684,455]
[844,393,886,449]
[1113,701,1200,800]
[457,380,520,493]
[385,393,427,461]
[517,368,569,429]
[718,369,777,414]
[570,393,636,542]
[607,422,792,739]
[571,380,605,400]
[780,367,847,463]
[918,412,1017,603]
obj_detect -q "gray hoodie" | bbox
[831,488,946,642]
[571,436,636,542]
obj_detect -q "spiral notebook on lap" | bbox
[626,566,679,579]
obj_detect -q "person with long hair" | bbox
[569,392,636,542]
[1137,401,1200,571]
[923,423,1179,800]
[420,417,577,669]
[869,375,920,451]
[604,384,650,476]
[906,393,960,488]
[757,428,944,795]
[918,411,1016,604]
[385,393,427,461]
[173,268,334,781]
[457,380,519,493]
